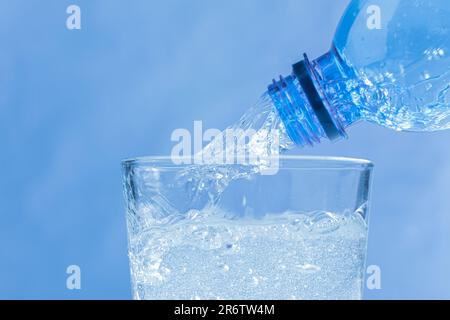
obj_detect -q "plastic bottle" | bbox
[268,0,450,146]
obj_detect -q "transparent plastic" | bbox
[122,156,373,300]
[268,0,450,146]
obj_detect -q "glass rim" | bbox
[122,155,374,170]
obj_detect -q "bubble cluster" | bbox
[128,209,368,300]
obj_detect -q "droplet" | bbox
[303,211,342,234]
[421,71,431,80]
[297,263,321,272]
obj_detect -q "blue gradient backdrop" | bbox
[1,0,450,299]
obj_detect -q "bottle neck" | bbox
[268,50,362,147]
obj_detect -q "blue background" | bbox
[1,0,450,299]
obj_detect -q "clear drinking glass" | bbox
[122,156,374,300]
